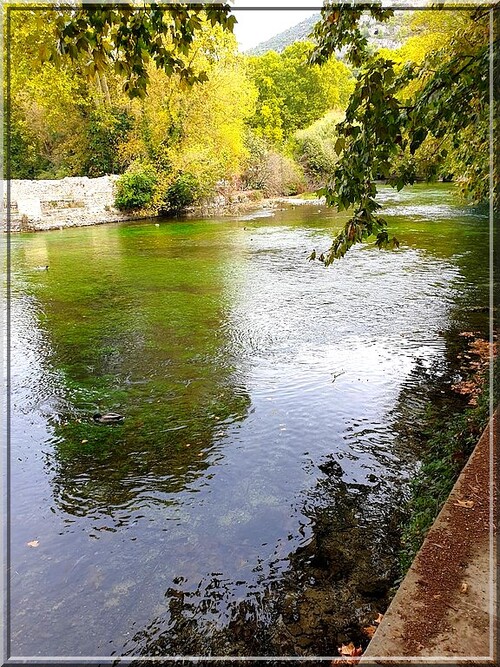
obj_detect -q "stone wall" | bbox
[2,175,143,232]
[1,177,270,233]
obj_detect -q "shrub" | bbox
[294,111,344,189]
[261,152,306,197]
[163,173,200,211]
[114,164,157,211]
[241,131,306,197]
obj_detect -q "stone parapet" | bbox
[361,410,497,664]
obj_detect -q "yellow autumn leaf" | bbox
[339,642,362,656]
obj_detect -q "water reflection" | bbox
[123,445,406,658]
[15,223,252,522]
[9,185,489,658]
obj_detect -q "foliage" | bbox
[311,3,395,68]
[84,106,133,177]
[6,9,92,178]
[445,116,490,203]
[246,41,354,145]
[116,24,256,209]
[309,3,490,264]
[114,163,157,210]
[6,8,255,206]
[163,173,200,211]
[48,5,236,98]
[260,152,306,197]
[7,2,491,224]
[6,9,136,179]
[377,10,489,195]
[8,111,51,179]
[239,131,269,191]
[241,131,306,196]
[294,111,344,188]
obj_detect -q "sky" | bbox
[231,1,318,52]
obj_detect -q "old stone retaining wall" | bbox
[2,175,143,232]
[1,177,272,233]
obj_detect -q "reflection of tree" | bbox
[122,467,405,659]
[120,219,491,658]
[124,339,484,659]
[17,223,251,519]
[49,395,249,520]
[276,474,404,654]
[388,220,491,454]
[48,377,251,522]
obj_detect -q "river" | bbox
[8,184,489,659]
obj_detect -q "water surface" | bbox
[8,184,489,658]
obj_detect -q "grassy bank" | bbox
[398,340,498,574]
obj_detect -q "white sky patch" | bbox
[232,1,318,52]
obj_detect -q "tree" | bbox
[294,110,345,189]
[6,7,253,197]
[116,24,256,209]
[246,41,354,145]
[47,4,236,98]
[5,5,237,179]
[6,8,136,179]
[308,2,491,264]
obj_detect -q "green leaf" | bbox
[334,137,345,155]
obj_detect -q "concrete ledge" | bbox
[361,410,497,665]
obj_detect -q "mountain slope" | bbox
[247,14,319,55]
[247,11,405,56]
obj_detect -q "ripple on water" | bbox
[8,184,490,656]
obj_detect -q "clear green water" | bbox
[8,184,489,657]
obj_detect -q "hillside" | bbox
[248,14,319,55]
[247,11,406,56]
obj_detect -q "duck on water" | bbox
[93,413,125,424]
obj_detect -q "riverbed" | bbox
[8,184,489,658]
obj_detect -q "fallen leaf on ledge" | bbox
[454,499,474,508]
[27,540,39,548]
[362,625,377,639]
[338,642,362,656]
[460,582,468,594]
[451,381,477,395]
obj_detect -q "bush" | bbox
[294,111,344,189]
[114,164,157,211]
[241,131,306,197]
[261,152,306,197]
[163,173,200,211]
